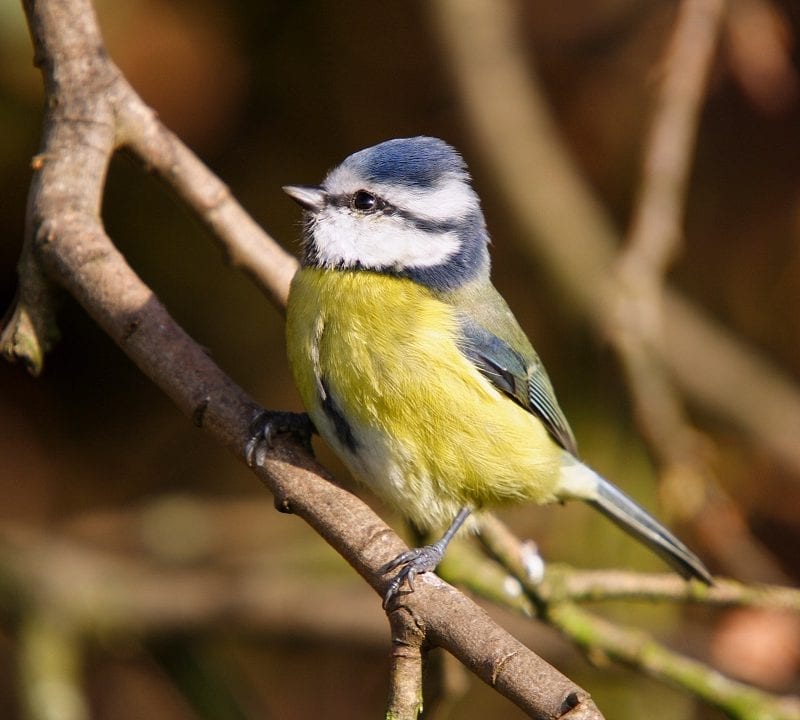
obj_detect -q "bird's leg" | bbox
[245,410,316,467]
[380,506,472,608]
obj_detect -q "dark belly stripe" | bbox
[320,378,359,452]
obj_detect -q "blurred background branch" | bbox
[611,0,725,480]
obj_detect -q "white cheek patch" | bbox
[313,210,461,270]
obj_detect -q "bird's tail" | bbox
[558,456,712,584]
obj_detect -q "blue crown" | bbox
[340,136,468,188]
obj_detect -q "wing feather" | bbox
[457,316,578,455]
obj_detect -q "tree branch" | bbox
[539,568,800,612]
[116,94,298,314]
[474,516,800,720]
[387,610,426,720]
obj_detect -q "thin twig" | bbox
[475,516,800,720]
[541,568,800,612]
[117,98,298,314]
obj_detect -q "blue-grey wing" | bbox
[457,316,578,456]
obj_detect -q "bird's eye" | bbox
[351,190,378,212]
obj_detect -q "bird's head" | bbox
[284,136,490,292]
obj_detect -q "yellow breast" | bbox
[285,267,562,530]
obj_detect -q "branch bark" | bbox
[387,610,426,720]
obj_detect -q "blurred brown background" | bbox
[1,0,799,718]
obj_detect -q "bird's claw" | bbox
[380,543,445,609]
[245,410,316,467]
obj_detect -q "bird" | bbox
[281,136,712,606]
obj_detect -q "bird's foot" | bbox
[379,542,446,609]
[245,410,316,467]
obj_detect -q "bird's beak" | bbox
[283,184,327,213]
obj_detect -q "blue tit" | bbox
[283,136,712,605]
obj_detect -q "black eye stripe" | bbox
[328,191,388,213]
[327,192,467,234]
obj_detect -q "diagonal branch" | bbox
[116,96,298,314]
